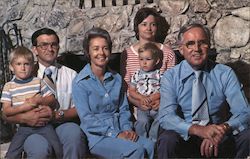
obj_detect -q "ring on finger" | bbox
[209,145,213,148]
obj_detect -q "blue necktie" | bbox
[191,71,209,125]
[44,68,53,83]
[43,67,56,95]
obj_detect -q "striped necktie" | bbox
[43,67,56,95]
[44,68,53,83]
[191,71,209,125]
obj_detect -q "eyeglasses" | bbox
[36,42,59,50]
[183,40,209,49]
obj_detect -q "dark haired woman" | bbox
[120,7,176,119]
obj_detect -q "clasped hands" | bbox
[139,94,159,111]
[20,96,53,127]
[196,124,229,157]
[21,94,54,127]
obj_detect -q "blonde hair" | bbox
[9,46,34,65]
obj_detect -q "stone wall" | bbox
[0,0,249,100]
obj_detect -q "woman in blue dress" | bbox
[72,27,155,159]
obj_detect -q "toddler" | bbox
[129,42,162,142]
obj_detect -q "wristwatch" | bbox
[58,110,64,121]
[223,123,230,131]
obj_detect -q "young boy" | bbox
[129,42,162,142]
[1,46,62,159]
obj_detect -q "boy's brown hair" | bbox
[138,42,162,60]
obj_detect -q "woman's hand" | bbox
[117,130,138,142]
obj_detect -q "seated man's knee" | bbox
[234,128,250,157]
[157,130,182,158]
[56,122,84,141]
[158,130,179,145]
[24,134,52,158]
[242,128,250,141]
[56,122,88,158]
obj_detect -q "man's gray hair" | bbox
[177,23,211,45]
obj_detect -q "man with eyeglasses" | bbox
[4,28,88,158]
[157,23,250,158]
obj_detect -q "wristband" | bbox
[58,110,64,121]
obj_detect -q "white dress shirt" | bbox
[37,62,77,110]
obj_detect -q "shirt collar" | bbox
[139,69,158,74]
[180,60,195,81]
[76,64,114,82]
[13,76,34,84]
[38,62,58,78]
[180,60,215,81]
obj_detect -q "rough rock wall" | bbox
[0,0,249,100]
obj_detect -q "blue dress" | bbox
[72,64,154,159]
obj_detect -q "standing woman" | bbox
[72,28,154,159]
[120,7,176,111]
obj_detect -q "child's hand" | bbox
[25,94,42,108]
[18,100,36,112]
[25,98,38,107]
